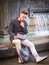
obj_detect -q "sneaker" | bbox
[18,57,22,63]
[36,56,47,63]
[18,57,23,64]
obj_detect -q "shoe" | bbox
[18,57,22,63]
[18,49,24,64]
[18,57,23,64]
[36,56,47,63]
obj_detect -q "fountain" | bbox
[27,13,49,38]
[34,13,49,36]
[34,13,49,31]
[26,13,49,51]
[0,0,49,58]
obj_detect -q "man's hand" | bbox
[20,22,24,28]
[14,36,18,39]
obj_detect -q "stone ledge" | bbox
[33,39,49,51]
[0,34,49,58]
[0,39,49,51]
[0,39,49,58]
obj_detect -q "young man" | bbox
[8,10,47,63]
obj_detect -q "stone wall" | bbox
[8,0,49,23]
[0,0,8,35]
[0,0,49,35]
[8,0,19,24]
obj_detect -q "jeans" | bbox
[12,39,39,59]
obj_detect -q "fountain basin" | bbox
[0,31,49,58]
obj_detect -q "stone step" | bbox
[33,39,49,51]
[0,34,49,58]
[0,39,49,58]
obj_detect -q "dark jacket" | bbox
[8,18,28,41]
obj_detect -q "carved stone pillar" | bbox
[0,0,8,36]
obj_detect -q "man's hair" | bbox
[21,10,28,15]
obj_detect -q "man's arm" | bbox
[20,21,28,34]
[8,21,18,40]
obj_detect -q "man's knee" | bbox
[12,39,21,44]
[29,43,35,48]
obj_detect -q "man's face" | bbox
[20,13,27,22]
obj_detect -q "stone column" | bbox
[0,0,8,36]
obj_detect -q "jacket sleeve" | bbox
[21,21,28,34]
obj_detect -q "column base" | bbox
[0,29,8,37]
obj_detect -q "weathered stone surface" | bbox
[0,34,49,58]
[0,0,49,58]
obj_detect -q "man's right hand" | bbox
[20,22,25,28]
[14,36,18,39]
